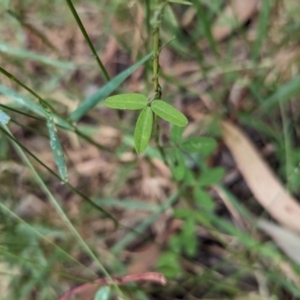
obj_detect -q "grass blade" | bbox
[0,85,72,130]
[191,0,219,58]
[2,125,122,296]
[0,43,76,69]
[64,0,110,81]
[112,193,178,254]
[69,52,152,122]
[252,0,271,61]
[0,110,10,125]
[41,102,68,182]
[261,75,300,110]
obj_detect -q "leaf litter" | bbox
[2,1,300,299]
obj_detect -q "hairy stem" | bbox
[152,26,161,99]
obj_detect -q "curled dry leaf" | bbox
[221,120,300,233]
[258,219,300,265]
[212,0,259,41]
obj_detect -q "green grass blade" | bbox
[0,110,10,125]
[0,85,73,130]
[261,75,300,110]
[41,102,68,182]
[0,43,76,69]
[191,0,219,58]
[2,125,122,295]
[0,126,116,220]
[69,52,152,122]
[252,0,271,61]
[168,0,192,5]
[112,193,178,254]
[94,198,159,211]
[64,0,110,81]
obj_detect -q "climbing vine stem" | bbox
[151,2,168,165]
[151,2,167,100]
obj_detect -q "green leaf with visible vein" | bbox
[105,93,147,110]
[41,102,68,182]
[134,107,153,153]
[180,137,216,155]
[151,100,188,127]
[70,52,152,122]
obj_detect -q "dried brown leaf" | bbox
[212,0,259,41]
[258,219,300,265]
[221,120,300,233]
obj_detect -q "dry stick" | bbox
[59,272,166,300]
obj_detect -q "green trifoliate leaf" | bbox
[105,93,148,110]
[151,100,188,127]
[70,52,152,121]
[134,106,153,153]
[180,137,216,154]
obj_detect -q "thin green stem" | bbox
[152,27,161,99]
[0,66,112,153]
[0,207,97,279]
[7,9,60,54]
[2,124,124,297]
[0,126,116,222]
[64,0,110,81]
[2,127,111,276]
[151,2,166,100]
[0,66,45,105]
[151,2,168,162]
[0,103,45,121]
